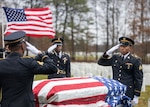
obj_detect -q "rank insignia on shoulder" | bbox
[132,54,140,59]
[22,56,31,58]
[0,58,4,60]
[37,61,43,65]
[139,65,142,70]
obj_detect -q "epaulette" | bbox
[0,58,4,60]
[21,56,32,58]
[131,54,141,59]
[37,61,43,65]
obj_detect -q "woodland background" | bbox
[0,0,150,63]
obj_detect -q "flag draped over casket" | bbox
[93,77,132,107]
[33,76,131,107]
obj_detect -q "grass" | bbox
[135,86,150,107]
[34,74,48,80]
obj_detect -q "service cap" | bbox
[4,31,26,46]
[119,37,134,46]
[51,37,63,45]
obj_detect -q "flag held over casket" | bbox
[2,7,55,38]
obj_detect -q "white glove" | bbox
[106,44,120,55]
[132,95,139,106]
[47,44,57,53]
[26,41,41,55]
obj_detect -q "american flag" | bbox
[2,7,55,38]
[33,77,131,107]
[33,77,109,107]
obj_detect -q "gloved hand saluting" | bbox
[132,95,139,106]
[26,41,41,55]
[47,44,57,53]
[106,44,120,56]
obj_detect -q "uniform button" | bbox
[119,74,121,77]
[57,64,59,66]
[118,78,120,80]
[57,61,60,63]
[119,70,121,72]
[120,66,122,68]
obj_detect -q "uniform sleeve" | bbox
[29,55,58,74]
[133,58,143,97]
[97,52,113,66]
[65,55,71,77]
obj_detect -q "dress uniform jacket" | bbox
[46,51,71,79]
[98,53,143,99]
[0,52,58,107]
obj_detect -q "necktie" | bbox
[57,53,59,57]
[122,55,124,60]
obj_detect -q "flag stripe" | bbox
[7,30,55,35]
[38,100,110,107]
[46,82,105,99]
[50,94,106,105]
[5,30,55,37]
[47,86,108,103]
[7,25,55,32]
[3,7,55,38]
[33,77,108,107]
[33,80,50,107]
[7,22,54,28]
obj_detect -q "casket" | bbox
[33,76,131,107]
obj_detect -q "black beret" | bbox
[119,37,134,46]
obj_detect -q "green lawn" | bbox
[135,86,150,107]
[34,74,48,80]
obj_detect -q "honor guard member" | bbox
[0,31,61,107]
[45,37,71,79]
[97,37,143,106]
[0,45,11,59]
[0,48,5,59]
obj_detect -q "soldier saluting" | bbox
[45,37,71,79]
[98,37,143,106]
[0,31,61,107]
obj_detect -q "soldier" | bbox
[45,37,71,79]
[97,37,143,106]
[0,31,62,107]
[0,48,5,59]
[0,45,11,59]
